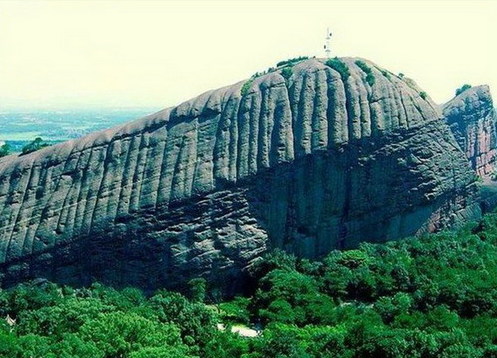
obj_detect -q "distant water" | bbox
[0,108,159,152]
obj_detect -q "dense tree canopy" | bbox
[2,214,497,357]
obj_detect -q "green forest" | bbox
[3,214,497,357]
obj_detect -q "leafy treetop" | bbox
[0,143,10,158]
[456,84,472,96]
[21,137,50,156]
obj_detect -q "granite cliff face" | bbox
[0,58,481,292]
[443,85,497,177]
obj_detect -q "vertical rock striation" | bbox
[443,85,497,177]
[0,58,481,291]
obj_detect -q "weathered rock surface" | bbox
[443,85,497,177]
[0,58,481,292]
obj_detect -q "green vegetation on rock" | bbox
[240,78,254,97]
[0,143,10,158]
[456,84,472,96]
[280,67,293,85]
[325,57,350,81]
[420,91,428,100]
[355,60,375,86]
[276,56,309,67]
[4,213,497,357]
[380,69,391,79]
[242,64,293,96]
[20,137,50,155]
[242,62,298,95]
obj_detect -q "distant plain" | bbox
[0,108,158,152]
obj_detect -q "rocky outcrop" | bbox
[443,85,497,177]
[0,58,481,292]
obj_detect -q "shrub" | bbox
[420,91,427,100]
[276,56,309,67]
[366,73,375,86]
[456,84,472,96]
[241,78,254,97]
[354,60,369,72]
[380,69,391,79]
[325,57,350,81]
[398,73,405,79]
[355,60,375,86]
[281,67,293,85]
[21,137,50,155]
[240,66,277,96]
[241,59,303,96]
[0,143,10,158]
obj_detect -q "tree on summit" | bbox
[21,137,50,155]
[456,84,472,96]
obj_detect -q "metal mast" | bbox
[324,28,332,58]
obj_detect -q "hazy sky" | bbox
[0,0,495,110]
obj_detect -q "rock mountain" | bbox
[0,58,494,292]
[443,85,497,177]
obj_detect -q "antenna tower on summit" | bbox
[324,28,332,58]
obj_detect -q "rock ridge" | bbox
[0,57,481,290]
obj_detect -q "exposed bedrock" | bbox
[443,85,497,177]
[0,58,481,290]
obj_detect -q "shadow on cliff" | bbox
[247,136,479,260]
